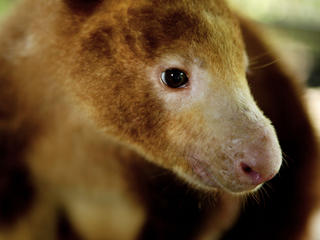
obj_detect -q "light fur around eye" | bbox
[160,68,189,88]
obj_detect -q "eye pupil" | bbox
[161,68,189,88]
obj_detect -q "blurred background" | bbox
[228,0,320,87]
[0,0,12,16]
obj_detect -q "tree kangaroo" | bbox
[0,0,318,239]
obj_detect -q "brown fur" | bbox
[0,75,36,226]
[0,0,318,239]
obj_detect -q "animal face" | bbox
[65,0,282,194]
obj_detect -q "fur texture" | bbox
[0,0,318,239]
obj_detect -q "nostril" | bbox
[241,162,253,174]
[240,162,263,185]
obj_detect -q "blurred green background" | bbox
[228,0,320,87]
[0,0,13,15]
[229,0,320,51]
[0,0,319,86]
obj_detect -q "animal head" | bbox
[56,0,282,194]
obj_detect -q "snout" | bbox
[187,122,282,193]
[229,125,282,191]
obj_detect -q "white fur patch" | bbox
[148,55,209,112]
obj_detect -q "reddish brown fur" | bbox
[0,75,36,226]
[0,0,319,239]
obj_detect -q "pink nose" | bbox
[233,126,282,188]
[239,162,274,185]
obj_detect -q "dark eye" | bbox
[160,68,189,88]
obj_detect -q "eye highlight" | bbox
[160,68,189,88]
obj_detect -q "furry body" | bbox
[0,0,318,239]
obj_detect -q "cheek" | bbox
[148,61,233,169]
[157,83,281,193]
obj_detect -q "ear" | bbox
[63,0,103,15]
[223,17,319,239]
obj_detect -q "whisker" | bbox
[148,170,171,180]
[240,193,250,210]
[263,182,274,193]
[249,59,279,70]
[249,52,273,62]
[280,151,291,171]
[282,154,289,168]
[259,186,270,205]
[252,190,262,205]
